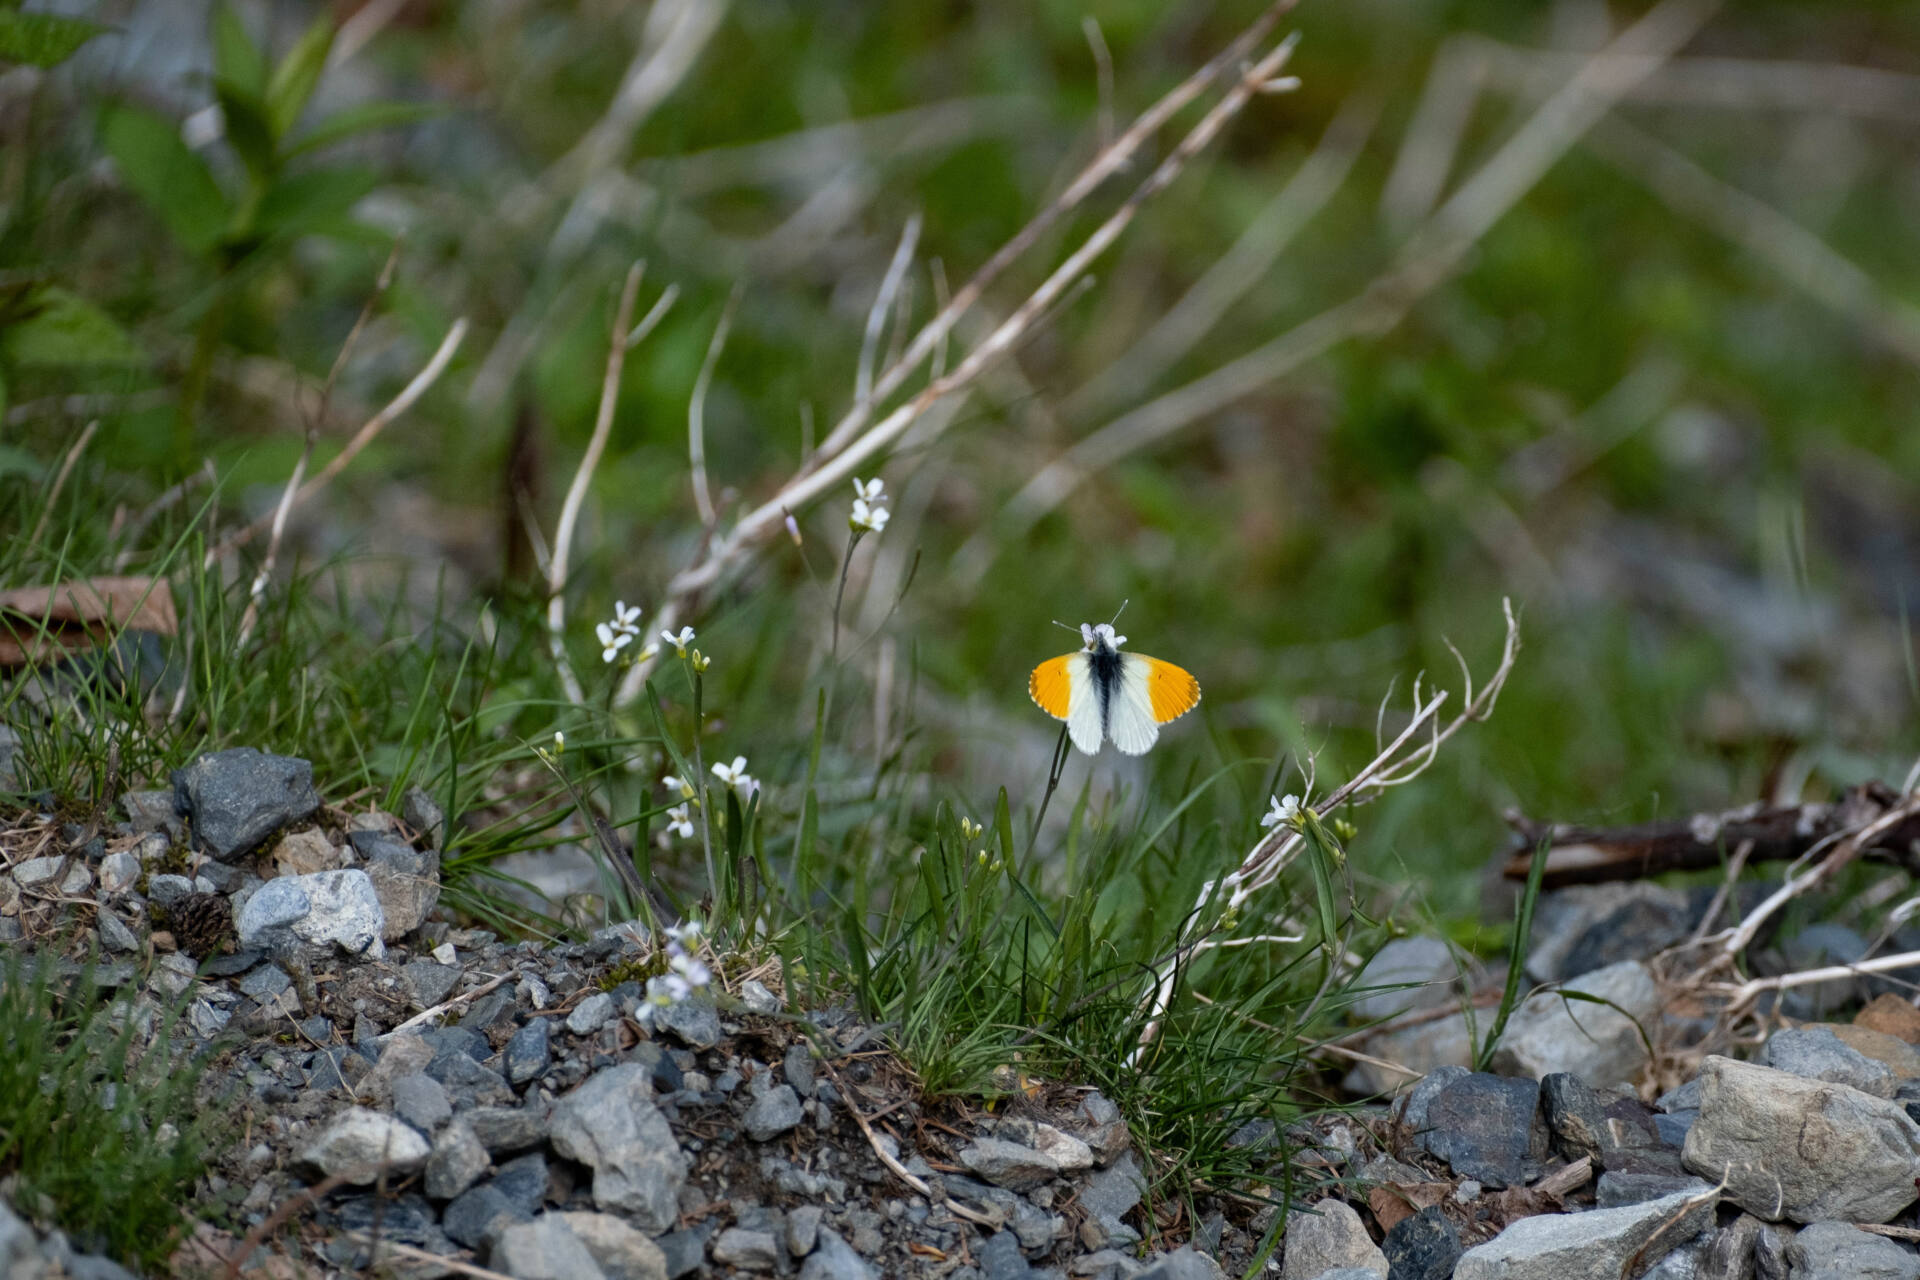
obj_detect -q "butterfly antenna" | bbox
[1051,619,1081,634]
[1108,599,1129,627]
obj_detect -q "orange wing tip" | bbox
[1144,657,1202,724]
[1029,655,1074,720]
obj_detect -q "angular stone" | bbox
[506,1017,552,1086]
[235,869,385,960]
[557,1211,670,1280]
[489,1151,549,1216]
[350,830,440,941]
[122,788,183,838]
[1808,1021,1920,1080]
[1777,924,1868,1019]
[1281,1198,1386,1279]
[466,1105,551,1155]
[1345,1009,1476,1096]
[744,1084,805,1142]
[392,1071,452,1132]
[1784,1221,1920,1280]
[1487,960,1661,1087]
[974,1230,1030,1279]
[442,1184,527,1250]
[1381,1206,1461,1280]
[271,828,340,878]
[714,1228,781,1270]
[491,1215,608,1280]
[1352,936,1460,1023]
[12,856,64,889]
[783,1042,816,1098]
[1760,1026,1896,1098]
[998,1118,1095,1171]
[1082,1149,1146,1225]
[787,1205,823,1256]
[97,851,140,896]
[797,1228,876,1280]
[402,960,461,1010]
[1525,883,1693,984]
[655,995,721,1048]
[1135,1247,1229,1280]
[1856,993,1920,1046]
[1683,1055,1920,1223]
[424,1118,489,1201]
[960,1136,1060,1191]
[1074,1091,1131,1164]
[403,785,446,850]
[548,1064,686,1231]
[298,1106,430,1183]
[1422,1073,1546,1188]
[172,747,322,862]
[567,992,615,1035]
[1455,1187,1717,1280]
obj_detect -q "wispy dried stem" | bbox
[689,284,740,528]
[28,419,98,550]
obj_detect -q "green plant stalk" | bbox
[1477,835,1551,1070]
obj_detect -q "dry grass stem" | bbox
[28,418,98,550]
[689,283,741,528]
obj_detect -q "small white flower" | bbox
[663,774,695,799]
[853,476,885,503]
[597,622,634,663]
[666,919,704,947]
[552,731,565,754]
[663,626,696,657]
[784,512,803,546]
[959,817,983,841]
[645,974,684,1006]
[1261,794,1303,830]
[665,804,694,839]
[690,649,712,674]
[612,600,643,634]
[850,497,890,533]
[711,756,753,792]
[669,952,712,989]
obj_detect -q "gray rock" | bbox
[998,1118,1095,1171]
[442,1183,528,1250]
[1075,1091,1131,1164]
[350,830,440,941]
[1422,1073,1546,1188]
[491,1152,550,1214]
[97,851,140,896]
[1759,1026,1896,1099]
[1082,1149,1146,1225]
[1487,960,1662,1087]
[1704,1213,1763,1280]
[1345,1008,1477,1096]
[240,964,292,1003]
[548,1064,687,1231]
[567,992,615,1035]
[1134,1246,1227,1279]
[121,788,182,838]
[424,1118,489,1201]
[1682,1055,1920,1222]
[392,1072,452,1132]
[403,785,446,849]
[1381,1206,1461,1280]
[1351,936,1460,1023]
[426,1050,514,1108]
[1280,1199,1387,1279]
[1595,1172,1711,1209]
[784,1042,816,1098]
[741,979,781,1014]
[467,1105,551,1155]
[1777,924,1868,1020]
[744,1083,805,1141]
[961,1136,1061,1191]
[787,1205,824,1256]
[298,1106,430,1183]
[96,910,140,953]
[235,869,386,959]
[506,1018,551,1085]
[798,1229,876,1280]
[1755,1222,1792,1280]
[976,1230,1032,1279]
[172,747,321,862]
[144,873,194,912]
[714,1228,781,1270]
[1783,1221,1920,1280]
[1455,1187,1717,1280]
[491,1215,608,1280]
[403,960,461,1010]
[1526,884,1693,984]
[557,1212,669,1280]
[655,995,721,1048]
[1402,1065,1472,1132]
[656,1229,709,1280]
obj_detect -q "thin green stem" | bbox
[1026,723,1072,853]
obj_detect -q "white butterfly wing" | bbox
[1066,654,1105,755]
[1107,655,1161,756]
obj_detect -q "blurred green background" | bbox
[6,0,1920,927]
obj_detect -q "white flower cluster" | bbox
[596,600,652,664]
[639,919,712,1018]
[850,476,889,534]
[659,756,758,843]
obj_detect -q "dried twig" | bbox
[617,1,1306,706]
[209,316,469,565]
[383,971,513,1038]
[547,264,650,706]
[28,419,98,549]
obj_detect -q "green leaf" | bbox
[0,287,145,368]
[264,14,335,140]
[1298,810,1343,958]
[214,81,277,184]
[286,100,447,158]
[0,12,106,69]
[209,3,266,100]
[99,104,228,255]
[250,166,375,239]
[0,444,44,483]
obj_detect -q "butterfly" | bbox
[1029,622,1201,755]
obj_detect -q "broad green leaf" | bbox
[250,165,375,239]
[285,100,447,159]
[0,444,43,483]
[214,81,277,184]
[209,3,266,100]
[99,104,228,255]
[0,287,145,368]
[0,12,105,69]
[264,14,335,140]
